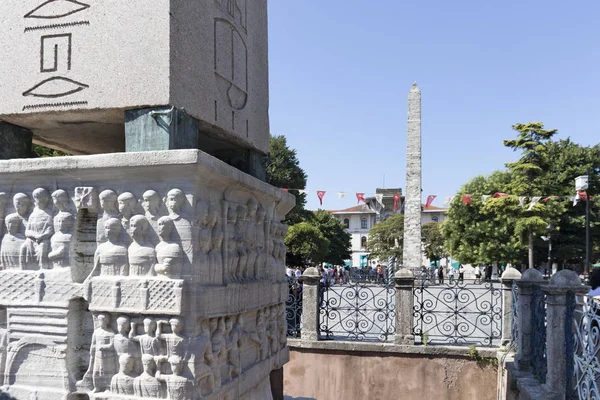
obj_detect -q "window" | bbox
[343,218,350,229]
[432,216,439,223]
[361,236,367,248]
[361,217,368,229]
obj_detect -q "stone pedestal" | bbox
[0,149,294,400]
[299,267,321,342]
[394,268,415,345]
[500,267,521,349]
[515,268,545,371]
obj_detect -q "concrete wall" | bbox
[284,343,498,400]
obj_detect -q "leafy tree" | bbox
[422,222,447,264]
[310,210,352,265]
[284,222,329,266]
[33,144,69,158]
[266,135,310,224]
[367,214,404,261]
[502,122,558,268]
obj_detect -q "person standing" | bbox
[475,266,482,284]
[458,265,465,283]
[437,266,444,284]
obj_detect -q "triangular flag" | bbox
[542,196,559,202]
[425,195,437,208]
[572,194,579,207]
[298,189,308,195]
[578,191,588,202]
[356,193,366,204]
[282,188,289,192]
[482,195,490,204]
[317,190,326,206]
[462,194,472,206]
[444,196,455,206]
[493,192,509,198]
[375,193,384,207]
[337,192,346,199]
[393,194,401,211]
[518,196,526,208]
[527,196,541,211]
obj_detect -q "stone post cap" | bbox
[394,268,415,281]
[542,269,589,295]
[520,268,545,283]
[300,267,321,284]
[501,267,522,281]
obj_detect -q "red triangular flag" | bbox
[317,190,326,205]
[393,194,401,211]
[356,193,366,204]
[425,195,437,208]
[578,191,588,201]
[462,194,472,206]
[542,196,559,202]
[282,188,289,192]
[492,192,509,198]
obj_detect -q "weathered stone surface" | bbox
[402,83,422,269]
[0,0,269,155]
[0,122,33,160]
[0,149,294,399]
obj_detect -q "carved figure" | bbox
[11,193,30,232]
[165,188,192,258]
[0,214,26,269]
[254,205,266,279]
[51,189,71,213]
[226,205,238,282]
[118,192,138,232]
[134,354,163,398]
[226,315,242,378]
[210,318,227,387]
[278,305,287,349]
[155,216,184,279]
[157,317,186,359]
[114,316,138,367]
[249,310,268,361]
[196,201,212,282]
[0,308,7,385]
[128,215,156,276]
[97,189,120,244]
[130,317,162,358]
[268,307,278,355]
[235,205,247,280]
[187,319,215,396]
[110,354,135,395]
[0,192,9,237]
[209,225,223,285]
[245,199,258,279]
[89,218,129,277]
[156,356,194,400]
[20,188,53,270]
[48,211,74,268]
[79,313,117,393]
[142,190,162,221]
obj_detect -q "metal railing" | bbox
[570,294,600,399]
[412,280,502,346]
[285,277,302,337]
[531,285,547,383]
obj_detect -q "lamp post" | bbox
[576,170,591,275]
[542,223,553,278]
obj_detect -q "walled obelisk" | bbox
[402,83,422,270]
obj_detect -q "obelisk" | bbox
[402,83,422,270]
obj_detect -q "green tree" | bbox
[367,214,404,261]
[266,135,310,224]
[422,222,447,264]
[33,144,69,158]
[310,210,352,265]
[502,122,558,268]
[284,222,329,266]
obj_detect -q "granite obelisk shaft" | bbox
[402,83,422,269]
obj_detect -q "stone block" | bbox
[0,0,269,155]
[0,149,294,399]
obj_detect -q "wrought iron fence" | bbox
[531,285,547,383]
[412,280,502,346]
[511,282,519,350]
[319,280,396,341]
[570,294,600,399]
[286,277,302,337]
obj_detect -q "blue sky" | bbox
[267,1,600,211]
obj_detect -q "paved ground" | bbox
[319,281,502,346]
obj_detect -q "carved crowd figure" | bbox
[90,218,129,277]
[254,205,267,279]
[128,215,156,276]
[277,305,287,349]
[195,201,212,282]
[187,319,215,396]
[210,317,227,388]
[0,214,25,269]
[155,216,184,279]
[226,205,238,282]
[142,189,162,245]
[20,188,53,270]
[156,356,193,400]
[114,316,139,371]
[235,205,247,280]
[130,317,162,358]
[48,211,74,268]
[97,190,120,244]
[226,315,241,378]
[244,199,258,279]
[110,354,135,395]
[134,354,163,398]
[209,225,223,285]
[51,189,71,213]
[118,192,138,234]
[267,307,278,356]
[157,317,186,360]
[11,193,30,235]
[250,310,269,361]
[165,188,192,257]
[81,313,117,393]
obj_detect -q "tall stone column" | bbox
[500,267,521,349]
[402,83,422,269]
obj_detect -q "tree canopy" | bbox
[367,214,404,261]
[311,210,352,265]
[422,222,447,264]
[284,222,329,266]
[266,135,310,224]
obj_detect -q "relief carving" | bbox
[117,192,138,234]
[48,211,74,268]
[235,205,247,281]
[155,216,184,279]
[134,354,163,398]
[156,355,194,400]
[0,214,26,269]
[128,215,156,277]
[90,218,129,277]
[20,188,53,270]
[129,317,162,359]
[226,205,238,283]
[97,190,120,244]
[78,312,117,393]
[188,319,215,396]
[110,354,135,395]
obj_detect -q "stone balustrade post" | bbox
[515,268,545,370]
[394,268,415,345]
[500,267,522,349]
[299,266,321,341]
[541,270,589,399]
